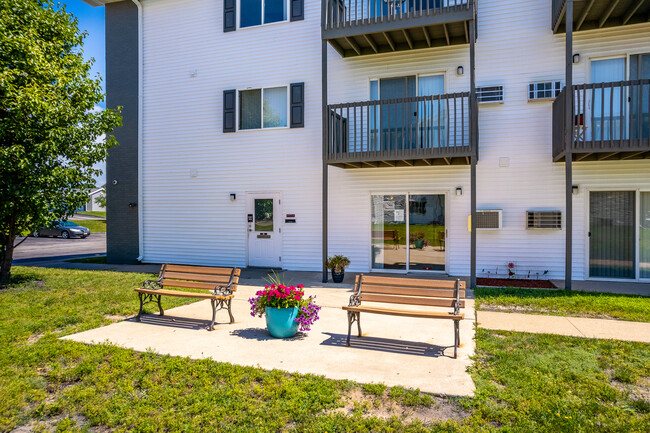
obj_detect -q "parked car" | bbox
[33,221,91,239]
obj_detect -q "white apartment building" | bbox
[85,0,650,286]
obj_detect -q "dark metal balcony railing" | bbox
[326,92,474,166]
[323,0,470,30]
[553,80,650,161]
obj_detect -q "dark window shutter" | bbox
[290,83,304,128]
[290,0,304,22]
[223,89,236,133]
[224,0,236,32]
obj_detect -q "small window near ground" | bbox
[239,87,288,130]
[240,0,286,27]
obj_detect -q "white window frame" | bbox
[369,73,446,99]
[237,85,290,131]
[237,0,289,29]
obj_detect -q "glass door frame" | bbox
[369,191,449,274]
[585,187,650,281]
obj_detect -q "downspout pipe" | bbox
[131,0,144,262]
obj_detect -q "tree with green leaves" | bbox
[0,0,122,286]
[94,193,106,209]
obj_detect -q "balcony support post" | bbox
[322,40,329,283]
[469,15,477,289]
[564,0,573,290]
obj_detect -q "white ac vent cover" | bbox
[477,86,504,104]
[476,210,502,230]
[526,211,562,229]
[528,81,562,101]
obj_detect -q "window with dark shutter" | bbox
[290,83,304,128]
[290,0,304,21]
[223,89,236,132]
[224,0,236,32]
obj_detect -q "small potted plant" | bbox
[410,232,426,249]
[249,283,321,338]
[326,255,350,283]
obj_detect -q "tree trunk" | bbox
[0,233,16,288]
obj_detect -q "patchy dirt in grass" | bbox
[103,314,131,323]
[610,376,650,404]
[26,333,44,345]
[477,278,557,289]
[477,304,618,320]
[327,387,468,424]
[11,414,111,433]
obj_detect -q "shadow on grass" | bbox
[230,328,307,341]
[475,286,650,300]
[320,332,449,358]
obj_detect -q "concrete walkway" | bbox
[63,284,476,397]
[477,311,650,343]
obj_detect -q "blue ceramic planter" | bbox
[265,306,299,338]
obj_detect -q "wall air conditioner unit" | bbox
[475,210,502,230]
[528,81,562,101]
[476,86,504,104]
[526,211,562,229]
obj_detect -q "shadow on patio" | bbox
[321,332,449,358]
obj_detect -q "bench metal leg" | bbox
[136,293,145,322]
[208,299,217,331]
[454,320,460,359]
[346,312,361,347]
[227,299,235,323]
[156,295,164,316]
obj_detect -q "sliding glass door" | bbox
[589,191,650,280]
[371,193,445,272]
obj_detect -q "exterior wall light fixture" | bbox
[457,65,464,76]
[573,53,580,64]
[230,193,237,201]
[572,185,579,195]
[456,187,463,196]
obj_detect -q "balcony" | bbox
[552,0,650,33]
[325,92,475,168]
[552,80,650,162]
[322,0,475,57]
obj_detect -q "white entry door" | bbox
[247,194,282,268]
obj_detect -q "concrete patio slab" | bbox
[63,284,476,397]
[477,311,650,343]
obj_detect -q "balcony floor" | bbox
[553,0,650,33]
[554,139,650,162]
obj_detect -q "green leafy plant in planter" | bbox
[409,232,427,249]
[326,255,351,283]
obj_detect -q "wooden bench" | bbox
[135,264,240,331]
[342,275,466,358]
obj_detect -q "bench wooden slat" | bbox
[163,264,241,276]
[162,271,236,283]
[360,293,465,308]
[343,305,464,320]
[361,275,466,290]
[360,284,465,298]
[135,287,234,300]
[160,279,238,291]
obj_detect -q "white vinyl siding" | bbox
[139,0,650,279]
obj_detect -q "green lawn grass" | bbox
[69,219,106,233]
[475,287,650,322]
[0,267,649,431]
[76,211,106,218]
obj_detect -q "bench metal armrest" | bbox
[348,292,361,307]
[212,268,236,297]
[141,279,163,290]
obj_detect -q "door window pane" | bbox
[240,0,262,27]
[418,75,446,149]
[409,195,445,271]
[371,195,406,270]
[254,199,274,232]
[589,191,635,279]
[591,58,626,141]
[263,87,287,128]
[239,89,261,130]
[264,0,286,23]
[641,192,650,279]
